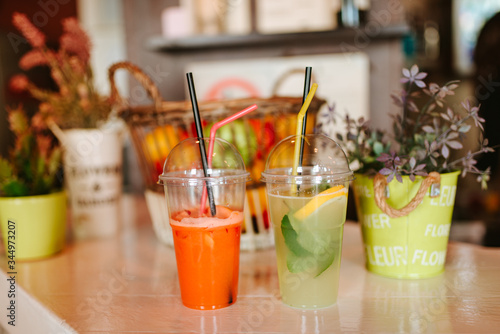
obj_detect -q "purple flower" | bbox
[401,65,427,88]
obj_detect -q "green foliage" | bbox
[0,107,62,197]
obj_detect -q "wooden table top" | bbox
[1,195,500,333]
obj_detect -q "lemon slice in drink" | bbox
[293,185,347,221]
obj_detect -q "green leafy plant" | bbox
[0,106,62,197]
[317,65,494,189]
[8,12,112,129]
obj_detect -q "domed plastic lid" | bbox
[261,134,353,184]
[158,137,250,186]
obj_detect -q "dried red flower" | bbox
[12,12,46,48]
[60,17,91,65]
[10,13,112,129]
[9,74,29,92]
[19,49,49,70]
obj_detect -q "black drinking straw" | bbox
[186,72,216,216]
[298,67,312,173]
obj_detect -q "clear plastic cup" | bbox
[158,137,249,310]
[261,134,353,309]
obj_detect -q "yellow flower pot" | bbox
[353,171,460,279]
[0,191,67,260]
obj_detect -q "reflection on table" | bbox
[0,195,499,333]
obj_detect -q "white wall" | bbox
[77,0,144,193]
[77,0,128,96]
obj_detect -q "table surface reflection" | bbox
[1,195,500,333]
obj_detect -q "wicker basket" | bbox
[109,62,325,250]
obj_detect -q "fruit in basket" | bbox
[249,117,275,160]
[143,125,180,176]
[143,134,162,176]
[248,117,277,181]
[275,114,290,140]
[204,120,257,167]
[250,159,265,185]
[190,119,207,138]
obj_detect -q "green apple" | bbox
[205,120,257,167]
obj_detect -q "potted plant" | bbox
[0,106,65,260]
[317,65,493,279]
[9,13,123,239]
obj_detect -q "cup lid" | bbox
[260,134,353,184]
[158,137,250,186]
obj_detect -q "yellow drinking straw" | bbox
[292,83,318,176]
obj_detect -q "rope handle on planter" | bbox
[108,61,163,112]
[373,172,441,218]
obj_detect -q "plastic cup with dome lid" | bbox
[158,137,250,310]
[261,133,354,309]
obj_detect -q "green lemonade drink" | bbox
[261,133,353,309]
[268,185,348,309]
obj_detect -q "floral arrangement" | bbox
[0,106,62,197]
[9,12,112,129]
[317,65,493,189]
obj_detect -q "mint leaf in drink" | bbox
[317,180,331,193]
[286,252,312,273]
[281,214,311,257]
[282,214,336,277]
[297,230,334,255]
[286,247,335,277]
[296,228,337,277]
[313,245,335,277]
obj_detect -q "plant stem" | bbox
[413,96,436,135]
[447,146,488,169]
[401,84,412,139]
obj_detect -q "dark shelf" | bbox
[146,24,410,52]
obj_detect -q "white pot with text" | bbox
[62,128,123,239]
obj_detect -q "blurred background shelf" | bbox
[146,24,410,52]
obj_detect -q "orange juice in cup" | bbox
[170,206,243,309]
[159,138,249,310]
